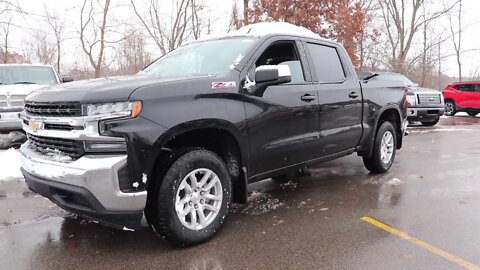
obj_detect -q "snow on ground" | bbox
[0,148,23,181]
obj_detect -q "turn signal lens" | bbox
[131,101,142,118]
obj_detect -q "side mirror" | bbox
[251,65,291,96]
[61,76,74,83]
[255,65,291,84]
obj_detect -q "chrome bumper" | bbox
[0,111,22,130]
[20,147,147,212]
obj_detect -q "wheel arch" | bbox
[147,119,248,204]
[359,106,403,158]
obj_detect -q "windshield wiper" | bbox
[13,81,37,85]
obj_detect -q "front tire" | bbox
[444,100,456,116]
[363,121,397,173]
[146,148,232,247]
[467,112,478,116]
[420,117,440,126]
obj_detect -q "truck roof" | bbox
[190,22,332,45]
[0,63,54,68]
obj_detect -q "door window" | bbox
[252,41,306,84]
[306,43,346,83]
[454,84,475,92]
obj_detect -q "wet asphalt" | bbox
[1,116,480,270]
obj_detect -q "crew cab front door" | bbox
[242,38,319,177]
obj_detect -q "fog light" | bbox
[84,141,127,153]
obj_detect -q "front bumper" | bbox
[20,148,147,230]
[0,110,22,130]
[407,107,444,121]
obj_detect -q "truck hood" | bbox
[0,84,50,96]
[25,74,211,104]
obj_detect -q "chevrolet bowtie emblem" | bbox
[29,120,41,132]
[6,92,11,107]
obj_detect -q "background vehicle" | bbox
[0,64,72,131]
[442,82,480,116]
[358,72,444,126]
[20,23,408,246]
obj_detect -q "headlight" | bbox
[83,101,142,118]
[406,94,416,106]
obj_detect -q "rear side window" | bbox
[306,43,345,82]
[454,84,475,92]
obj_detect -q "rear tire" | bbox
[363,121,397,173]
[420,117,440,126]
[467,112,478,116]
[146,148,232,247]
[444,100,456,116]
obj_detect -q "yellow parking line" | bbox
[361,216,480,270]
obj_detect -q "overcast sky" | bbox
[6,0,480,79]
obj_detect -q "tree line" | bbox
[0,0,471,90]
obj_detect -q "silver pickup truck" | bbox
[0,64,72,131]
[359,72,444,126]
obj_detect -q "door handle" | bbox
[348,92,359,99]
[301,94,316,102]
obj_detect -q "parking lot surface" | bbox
[1,116,480,270]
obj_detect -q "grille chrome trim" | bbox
[27,134,85,160]
[24,102,82,117]
[417,93,441,104]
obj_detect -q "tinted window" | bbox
[306,43,345,82]
[454,84,475,92]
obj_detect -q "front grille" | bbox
[418,93,441,105]
[0,94,25,107]
[43,123,82,131]
[24,102,82,117]
[27,134,85,159]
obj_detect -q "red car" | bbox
[442,82,480,116]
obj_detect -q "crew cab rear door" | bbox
[242,37,320,177]
[302,40,363,156]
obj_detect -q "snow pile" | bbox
[0,131,26,149]
[230,22,320,39]
[387,178,403,185]
[20,141,72,163]
[280,181,298,190]
[0,148,23,181]
[241,191,285,215]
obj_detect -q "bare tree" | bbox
[112,28,152,75]
[79,0,111,78]
[0,15,12,63]
[379,0,459,73]
[28,30,56,65]
[44,7,66,75]
[130,0,205,55]
[449,0,462,81]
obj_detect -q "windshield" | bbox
[141,38,258,76]
[374,73,415,86]
[0,66,58,85]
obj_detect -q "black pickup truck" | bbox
[20,23,408,246]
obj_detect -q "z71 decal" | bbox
[211,81,236,89]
